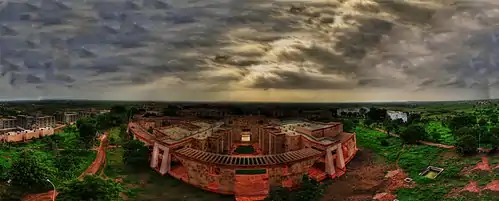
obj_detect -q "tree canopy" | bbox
[7,150,56,192]
[342,119,355,133]
[57,175,123,201]
[455,134,478,155]
[366,108,387,122]
[122,140,150,169]
[399,124,426,144]
[448,115,476,131]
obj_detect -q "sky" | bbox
[1,0,499,102]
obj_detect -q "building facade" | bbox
[0,117,16,129]
[16,115,55,130]
[129,116,357,201]
[56,112,79,124]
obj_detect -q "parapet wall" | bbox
[172,154,317,197]
[0,128,55,142]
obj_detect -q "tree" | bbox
[491,115,498,124]
[291,175,325,201]
[448,115,476,131]
[490,127,499,148]
[122,140,150,169]
[455,135,478,155]
[366,108,387,122]
[77,119,97,148]
[399,124,426,144]
[264,186,289,201]
[7,150,56,192]
[478,118,487,127]
[57,175,123,201]
[342,119,355,133]
[454,126,479,139]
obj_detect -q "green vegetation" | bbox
[57,175,124,201]
[122,140,150,169]
[0,132,96,200]
[233,145,255,154]
[264,175,326,201]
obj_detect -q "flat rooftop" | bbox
[158,121,224,143]
[280,120,329,131]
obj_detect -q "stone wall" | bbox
[285,134,302,152]
[172,155,318,195]
[267,158,317,187]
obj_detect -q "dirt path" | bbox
[78,132,109,179]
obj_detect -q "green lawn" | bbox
[233,145,255,154]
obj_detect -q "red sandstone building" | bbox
[128,116,357,201]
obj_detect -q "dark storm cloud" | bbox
[250,70,354,90]
[0,0,499,100]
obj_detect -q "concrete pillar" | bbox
[159,147,170,175]
[268,135,272,154]
[336,145,345,169]
[150,143,159,168]
[325,147,336,176]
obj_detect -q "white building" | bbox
[387,111,408,122]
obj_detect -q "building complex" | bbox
[129,116,357,201]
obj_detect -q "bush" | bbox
[380,139,390,146]
[455,135,478,155]
[399,124,426,144]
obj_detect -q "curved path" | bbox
[23,132,109,201]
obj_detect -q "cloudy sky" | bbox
[1,0,499,102]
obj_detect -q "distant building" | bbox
[16,115,55,130]
[337,107,370,116]
[387,111,408,122]
[301,110,332,119]
[78,111,94,119]
[56,112,79,124]
[0,117,16,129]
[34,115,56,129]
[178,109,228,118]
[16,115,34,130]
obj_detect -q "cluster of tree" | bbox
[76,106,137,148]
[444,114,499,155]
[57,175,124,201]
[122,140,150,169]
[366,108,387,123]
[264,175,326,201]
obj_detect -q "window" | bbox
[241,134,251,142]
